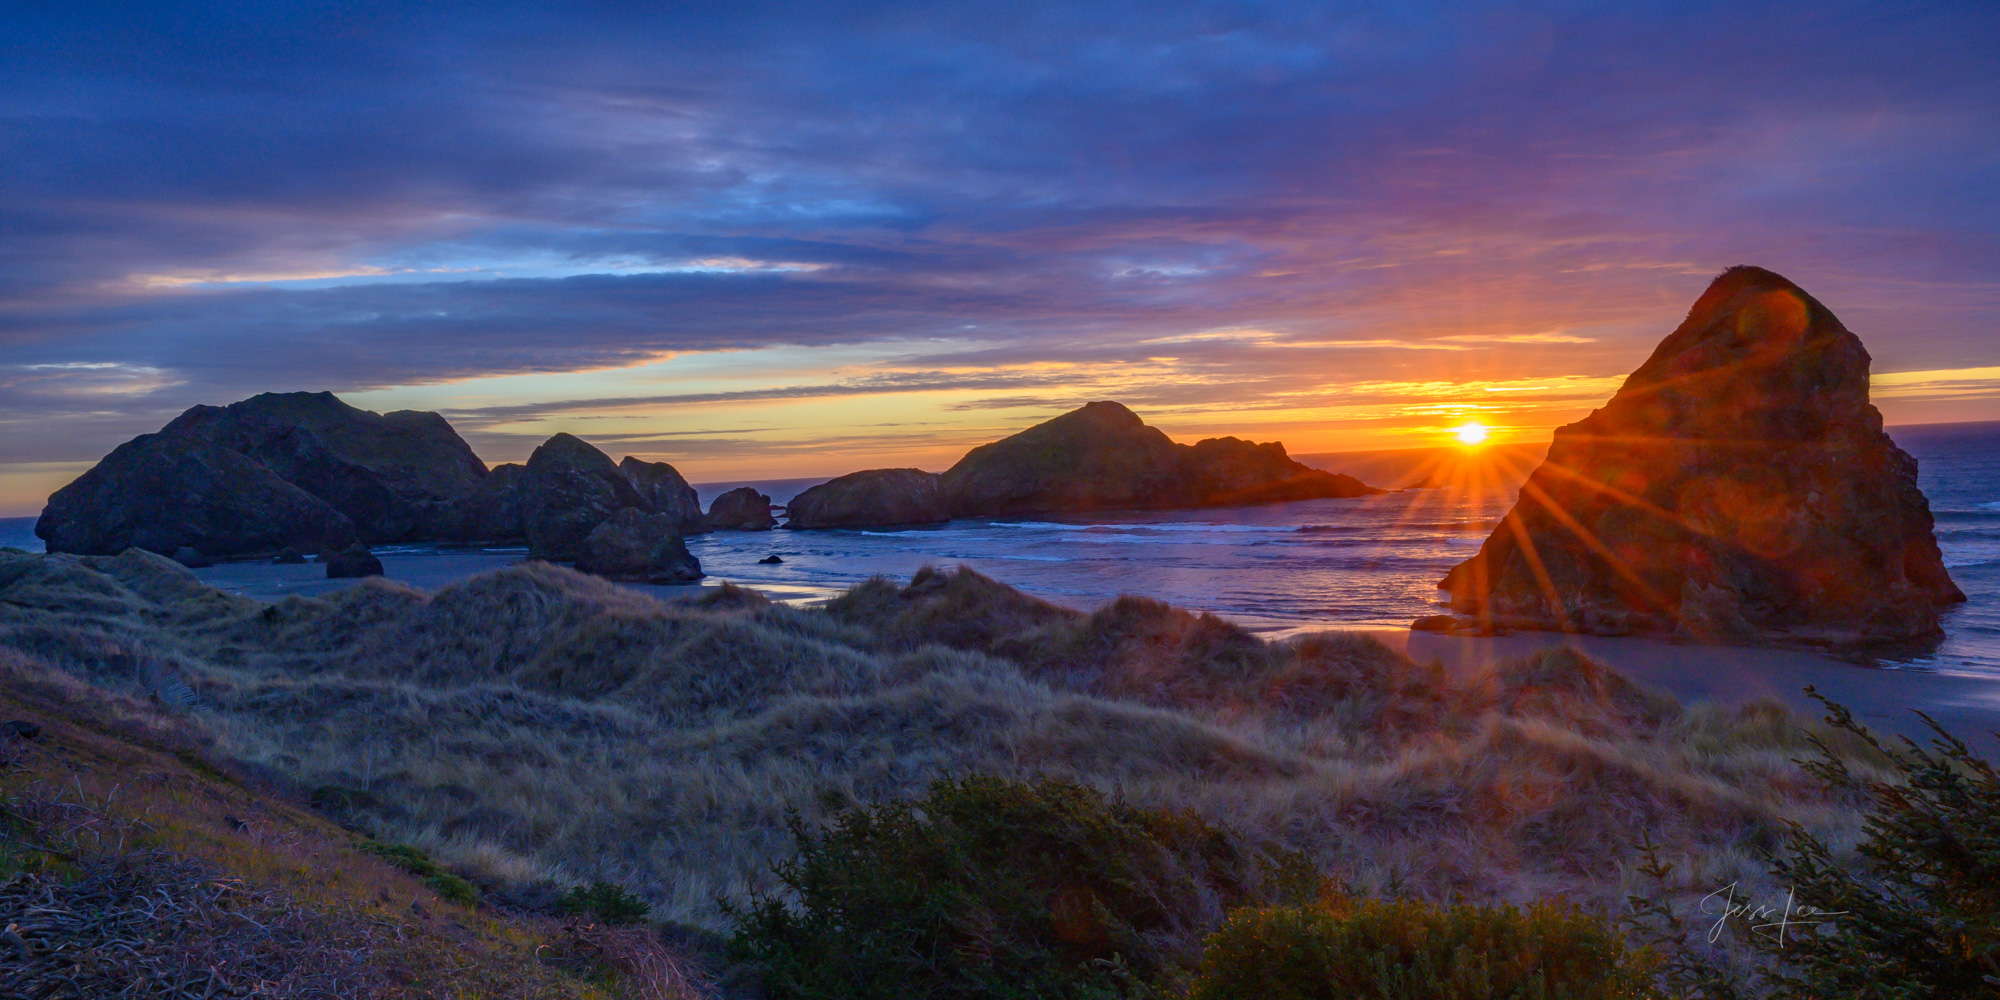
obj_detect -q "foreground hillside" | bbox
[0,548,1888,946]
[0,651,704,998]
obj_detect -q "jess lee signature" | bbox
[1701,883,1849,946]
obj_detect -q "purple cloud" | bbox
[0,0,1996,483]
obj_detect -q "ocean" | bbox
[4,422,1997,677]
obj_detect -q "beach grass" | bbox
[0,547,1894,953]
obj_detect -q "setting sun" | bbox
[1453,422,1490,446]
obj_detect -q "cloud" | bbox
[0,0,1994,486]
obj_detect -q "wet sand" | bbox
[191,552,2000,756]
[1379,628,2000,755]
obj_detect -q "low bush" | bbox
[1189,897,1653,1000]
[558,880,653,926]
[358,840,481,906]
[727,775,1315,999]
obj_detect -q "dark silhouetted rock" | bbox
[170,546,212,569]
[36,433,357,558]
[274,546,306,565]
[758,554,784,564]
[1183,436,1380,505]
[619,457,707,535]
[942,402,1180,516]
[939,401,1382,517]
[438,463,528,544]
[164,392,487,542]
[785,469,947,529]
[573,507,703,583]
[523,435,649,560]
[323,544,384,578]
[1437,266,1963,653]
[706,487,776,531]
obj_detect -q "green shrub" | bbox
[1189,897,1652,1000]
[557,880,652,926]
[1627,692,2000,1000]
[727,775,1313,999]
[1752,691,2000,999]
[357,840,480,906]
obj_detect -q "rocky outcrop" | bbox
[164,392,486,541]
[1435,266,1963,653]
[785,469,947,529]
[939,401,1381,517]
[323,544,384,579]
[705,488,777,531]
[437,464,527,544]
[36,433,357,558]
[573,507,703,583]
[38,391,486,557]
[1183,436,1379,505]
[619,458,707,535]
[522,435,649,561]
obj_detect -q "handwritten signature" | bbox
[1700,883,1848,947]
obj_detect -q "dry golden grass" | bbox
[0,548,1890,957]
[0,649,707,999]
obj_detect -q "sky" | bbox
[3,1,1998,514]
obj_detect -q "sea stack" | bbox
[36,391,485,557]
[940,401,1381,517]
[705,487,778,531]
[784,469,947,528]
[521,433,650,561]
[1434,266,1963,652]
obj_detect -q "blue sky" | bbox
[3,1,1997,512]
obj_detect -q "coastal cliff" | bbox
[1431,266,1963,652]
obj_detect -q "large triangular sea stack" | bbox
[1436,266,1962,651]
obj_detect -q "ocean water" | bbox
[4,421,1996,676]
[1891,423,2000,678]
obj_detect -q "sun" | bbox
[1452,422,1490,447]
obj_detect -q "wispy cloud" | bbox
[0,0,1995,510]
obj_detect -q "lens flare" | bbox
[1454,422,1490,446]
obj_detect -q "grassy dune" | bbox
[0,648,704,998]
[0,549,1887,945]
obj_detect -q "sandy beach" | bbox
[1387,628,2000,755]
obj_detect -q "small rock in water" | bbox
[758,554,784,564]
[273,546,306,564]
[171,545,212,568]
[323,544,384,578]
